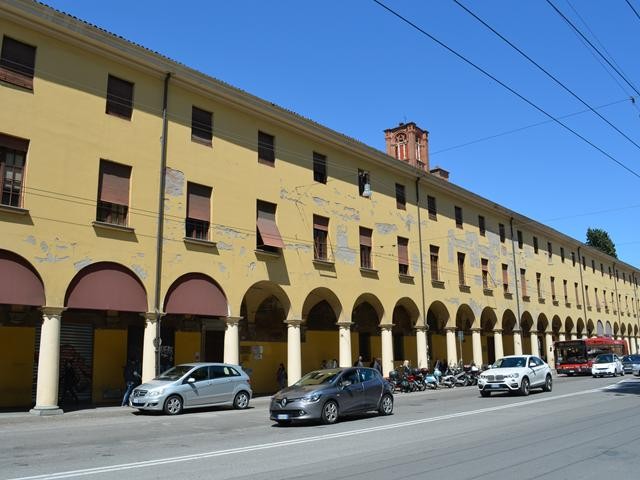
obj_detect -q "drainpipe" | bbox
[577,247,588,334]
[508,218,522,330]
[154,72,171,375]
[415,176,428,365]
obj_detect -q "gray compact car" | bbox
[130,362,252,415]
[270,367,394,425]
[621,355,640,375]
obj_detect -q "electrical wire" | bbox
[371,0,640,179]
[626,0,640,21]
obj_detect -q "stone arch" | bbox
[480,307,498,332]
[351,293,384,363]
[302,287,342,327]
[301,288,342,373]
[576,318,585,337]
[480,307,498,364]
[65,262,147,312]
[597,320,604,336]
[565,316,575,337]
[0,250,45,306]
[164,273,228,317]
[613,321,620,337]
[537,313,549,334]
[501,309,517,356]
[392,298,420,365]
[587,319,595,337]
[520,311,534,354]
[552,315,562,337]
[427,301,450,366]
[455,304,475,363]
[605,321,613,337]
[521,311,534,333]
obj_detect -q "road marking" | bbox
[4,386,611,480]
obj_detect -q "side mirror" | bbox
[187,377,196,384]
[340,380,352,389]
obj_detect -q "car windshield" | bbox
[555,342,587,365]
[594,354,614,364]
[622,355,640,363]
[493,357,527,368]
[294,369,340,386]
[155,365,193,381]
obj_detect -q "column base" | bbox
[29,406,64,416]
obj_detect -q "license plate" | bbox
[276,414,289,420]
[568,370,574,373]
[486,384,495,389]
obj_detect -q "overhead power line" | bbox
[453,0,640,152]
[546,0,640,97]
[625,0,640,22]
[371,0,640,179]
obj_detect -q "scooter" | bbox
[420,368,439,389]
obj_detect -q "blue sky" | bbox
[42,0,640,268]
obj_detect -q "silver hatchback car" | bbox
[130,362,252,415]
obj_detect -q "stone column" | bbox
[445,327,457,367]
[513,330,523,355]
[545,331,555,369]
[570,333,577,340]
[493,329,504,361]
[471,328,482,366]
[558,332,566,342]
[415,326,428,368]
[142,312,161,382]
[624,337,631,355]
[380,324,394,378]
[223,317,242,365]
[581,334,588,340]
[337,322,352,368]
[31,307,64,416]
[285,319,303,386]
[530,331,540,357]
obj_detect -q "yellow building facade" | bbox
[0,1,638,413]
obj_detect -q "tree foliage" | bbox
[585,228,617,258]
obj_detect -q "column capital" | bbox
[285,318,304,327]
[470,328,482,333]
[379,323,394,331]
[445,327,457,333]
[141,311,164,322]
[415,325,429,333]
[529,330,539,335]
[224,316,243,326]
[40,306,65,317]
[493,329,503,334]
[336,321,352,329]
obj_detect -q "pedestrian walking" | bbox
[372,357,382,375]
[121,358,141,406]
[276,363,287,390]
[60,360,79,404]
[354,355,363,367]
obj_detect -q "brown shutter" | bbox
[187,183,211,221]
[359,227,372,247]
[0,133,29,151]
[398,238,408,265]
[313,215,328,231]
[106,75,133,118]
[257,202,284,248]
[99,161,131,206]
[0,37,35,77]
[502,265,509,284]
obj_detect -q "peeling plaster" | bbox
[335,224,356,265]
[136,252,145,258]
[24,235,36,245]
[375,223,397,235]
[280,187,305,206]
[247,262,256,273]
[239,247,246,257]
[35,253,69,263]
[312,197,329,207]
[171,254,183,264]
[165,167,184,197]
[74,258,92,271]
[332,204,360,222]
[214,226,248,239]
[55,244,68,251]
[216,242,233,251]
[39,241,48,253]
[218,263,227,273]
[131,264,148,280]
[285,243,312,253]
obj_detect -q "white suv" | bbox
[478,355,552,397]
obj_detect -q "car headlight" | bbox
[301,393,321,403]
[479,374,488,380]
[505,373,520,379]
[148,390,164,397]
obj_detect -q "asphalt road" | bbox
[1,375,639,480]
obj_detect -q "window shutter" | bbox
[257,201,284,248]
[106,75,133,118]
[187,183,211,221]
[359,227,372,247]
[313,215,328,231]
[398,238,408,265]
[99,161,131,206]
[0,133,29,152]
[0,37,35,77]
[192,106,212,142]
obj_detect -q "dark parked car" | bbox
[621,355,640,375]
[270,367,394,425]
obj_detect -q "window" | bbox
[427,195,437,220]
[608,266,612,278]
[595,288,599,308]
[395,133,407,160]
[481,258,489,289]
[574,282,580,305]
[395,183,406,210]
[591,259,595,273]
[585,285,590,307]
[582,256,586,270]
[457,252,466,286]
[0,36,36,89]
[358,170,371,197]
[256,200,284,252]
[313,152,327,183]
[478,215,485,236]
[106,75,134,119]
[398,237,409,275]
[536,273,542,298]
[185,182,211,240]
[561,247,565,263]
[499,223,505,243]
[517,230,523,249]
[520,268,527,297]
[571,251,576,266]
[502,264,509,293]
[96,160,131,226]
[550,277,556,301]
[0,133,28,208]
[533,236,538,254]
[191,106,213,145]
[603,290,607,307]
[258,131,275,166]
[547,242,552,259]
[359,227,373,269]
[454,206,463,228]
[313,215,329,261]
[430,245,440,282]
[563,279,568,303]
[600,263,604,276]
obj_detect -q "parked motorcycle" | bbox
[420,368,439,389]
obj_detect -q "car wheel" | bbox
[542,374,553,392]
[163,395,183,415]
[321,400,339,425]
[520,377,530,396]
[233,391,250,410]
[378,394,393,416]
[480,390,491,397]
